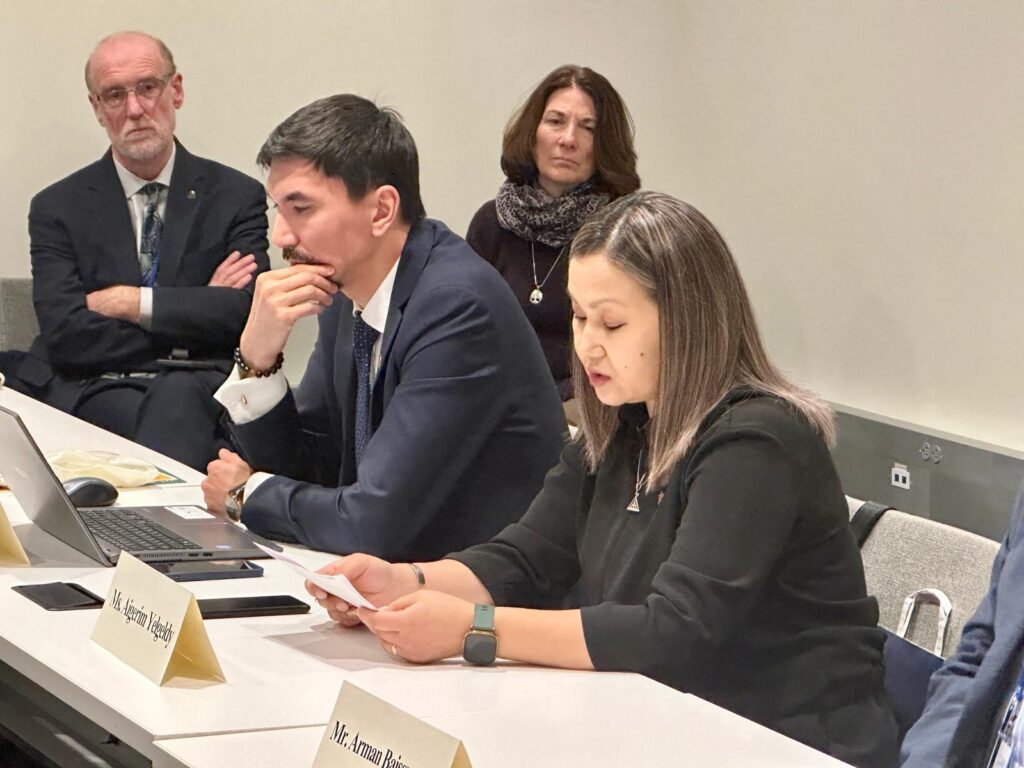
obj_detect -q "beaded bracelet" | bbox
[234,347,284,378]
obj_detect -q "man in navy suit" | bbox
[902,482,1024,767]
[202,94,565,560]
[19,32,268,470]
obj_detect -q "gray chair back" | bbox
[851,498,999,656]
[0,278,39,352]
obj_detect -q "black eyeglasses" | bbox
[93,72,174,111]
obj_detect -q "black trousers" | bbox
[72,368,230,472]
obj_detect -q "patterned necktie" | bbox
[138,181,166,287]
[352,311,380,467]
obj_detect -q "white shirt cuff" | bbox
[214,365,288,425]
[244,471,274,502]
[138,287,153,330]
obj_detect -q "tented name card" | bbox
[0,500,29,566]
[91,552,224,685]
[313,682,471,768]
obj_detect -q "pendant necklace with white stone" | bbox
[626,449,646,513]
[529,242,566,305]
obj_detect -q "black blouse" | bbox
[450,388,898,768]
[466,200,573,400]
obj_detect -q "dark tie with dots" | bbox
[352,311,379,467]
[138,181,166,287]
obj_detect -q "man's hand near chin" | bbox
[86,285,142,323]
[237,264,337,374]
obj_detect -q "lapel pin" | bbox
[186,190,196,199]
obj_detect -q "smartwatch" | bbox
[462,603,497,665]
[224,482,246,522]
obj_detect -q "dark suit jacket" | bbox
[21,141,268,410]
[231,219,566,561]
[901,483,1024,767]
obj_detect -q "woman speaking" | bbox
[314,192,897,768]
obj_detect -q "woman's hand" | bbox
[359,591,475,664]
[305,553,406,627]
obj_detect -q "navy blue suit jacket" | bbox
[231,219,566,560]
[22,142,268,409]
[901,483,1024,767]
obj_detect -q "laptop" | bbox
[0,404,269,565]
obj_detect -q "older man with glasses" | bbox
[9,31,269,470]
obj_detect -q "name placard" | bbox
[0,500,30,566]
[313,683,471,768]
[91,552,224,685]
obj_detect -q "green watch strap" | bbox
[471,603,495,632]
[463,604,498,665]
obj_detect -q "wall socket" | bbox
[891,462,911,490]
[832,405,1024,540]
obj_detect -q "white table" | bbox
[153,683,851,768]
[0,386,850,767]
[0,389,340,757]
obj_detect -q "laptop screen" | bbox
[0,405,108,562]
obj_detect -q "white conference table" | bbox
[0,386,850,767]
[153,683,852,768]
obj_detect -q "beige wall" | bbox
[2,1,1022,450]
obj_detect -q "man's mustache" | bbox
[283,247,321,266]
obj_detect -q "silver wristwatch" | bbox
[225,482,246,522]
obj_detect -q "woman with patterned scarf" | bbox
[466,65,640,407]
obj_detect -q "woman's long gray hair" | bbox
[570,191,835,488]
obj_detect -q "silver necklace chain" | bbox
[529,242,567,305]
[626,448,647,513]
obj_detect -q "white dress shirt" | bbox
[112,145,176,330]
[214,257,401,501]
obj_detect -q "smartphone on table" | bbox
[197,595,310,619]
[12,581,309,619]
[12,582,105,610]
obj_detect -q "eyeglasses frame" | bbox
[90,71,177,112]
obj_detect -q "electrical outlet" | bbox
[919,441,944,464]
[891,463,911,490]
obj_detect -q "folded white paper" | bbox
[254,543,377,610]
[47,449,160,487]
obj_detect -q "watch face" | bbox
[463,630,497,666]
[225,488,244,522]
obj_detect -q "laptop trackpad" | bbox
[174,521,257,549]
[141,507,256,548]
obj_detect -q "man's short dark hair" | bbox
[257,94,426,227]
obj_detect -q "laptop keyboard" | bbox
[79,508,202,553]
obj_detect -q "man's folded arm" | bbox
[29,200,155,373]
[150,180,270,352]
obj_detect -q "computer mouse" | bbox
[62,476,119,507]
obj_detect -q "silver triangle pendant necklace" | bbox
[626,449,646,513]
[529,242,567,305]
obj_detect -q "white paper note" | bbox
[165,506,214,520]
[254,543,377,610]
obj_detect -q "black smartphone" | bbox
[148,560,264,582]
[12,582,105,611]
[197,595,310,619]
